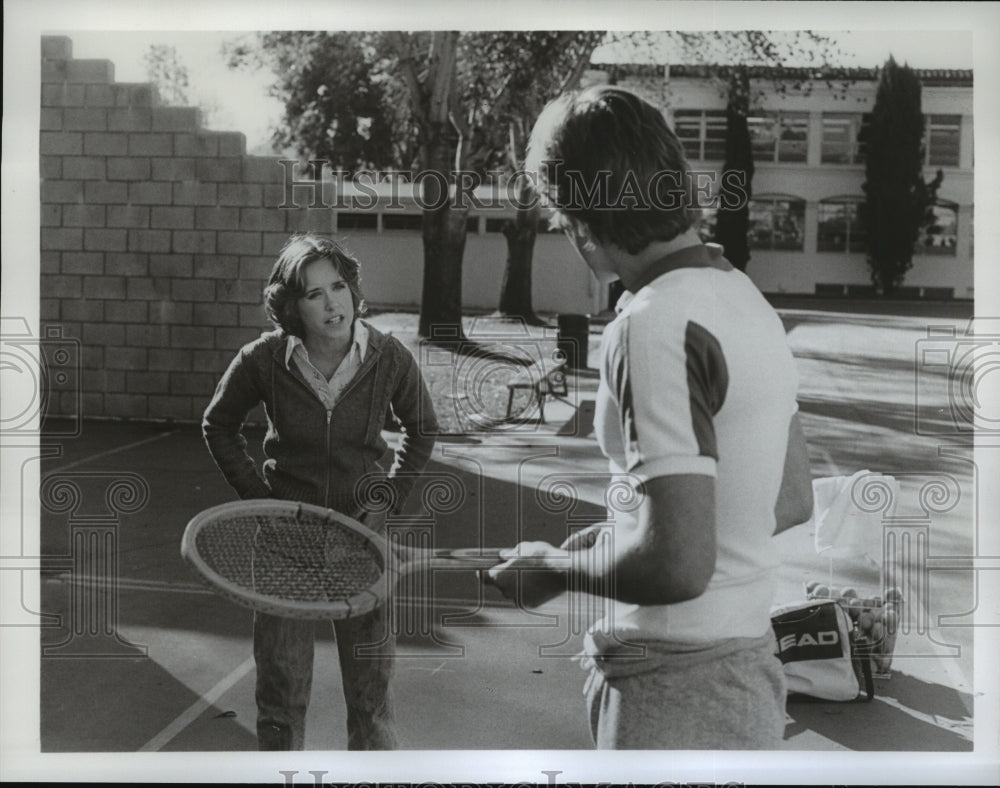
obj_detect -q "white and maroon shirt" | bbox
[589,242,800,653]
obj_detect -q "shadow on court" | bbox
[784,672,974,751]
[41,655,257,752]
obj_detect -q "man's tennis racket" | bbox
[181,499,504,620]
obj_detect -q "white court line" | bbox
[875,693,974,740]
[50,573,214,596]
[55,573,522,610]
[46,429,176,473]
[134,595,515,752]
[139,655,256,752]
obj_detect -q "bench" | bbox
[505,360,568,423]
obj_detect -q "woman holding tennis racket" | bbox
[202,233,438,750]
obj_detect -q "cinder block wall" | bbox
[39,35,336,424]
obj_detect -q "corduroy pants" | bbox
[253,605,397,750]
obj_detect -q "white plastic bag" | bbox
[811,470,899,560]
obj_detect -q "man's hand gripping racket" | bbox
[485,523,610,608]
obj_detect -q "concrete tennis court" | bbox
[36,302,978,753]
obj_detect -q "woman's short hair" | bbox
[263,234,367,337]
[525,86,699,254]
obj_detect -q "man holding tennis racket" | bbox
[202,234,438,750]
[488,87,813,749]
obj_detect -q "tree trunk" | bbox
[494,39,599,323]
[498,176,540,322]
[418,122,468,339]
[419,203,469,339]
[413,32,468,340]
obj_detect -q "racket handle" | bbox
[433,547,506,567]
[391,545,508,570]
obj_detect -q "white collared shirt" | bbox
[284,321,369,411]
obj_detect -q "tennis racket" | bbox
[181,499,505,620]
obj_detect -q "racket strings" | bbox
[195,512,383,604]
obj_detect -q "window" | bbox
[336,212,377,230]
[381,213,423,231]
[818,198,866,253]
[484,217,556,235]
[336,212,479,233]
[748,111,809,163]
[748,196,805,250]
[821,113,871,164]
[916,201,958,255]
[673,109,727,161]
[925,115,961,167]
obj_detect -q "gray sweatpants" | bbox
[584,632,786,749]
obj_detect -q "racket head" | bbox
[181,499,389,620]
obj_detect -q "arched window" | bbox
[748,195,805,251]
[915,201,959,255]
[817,196,866,253]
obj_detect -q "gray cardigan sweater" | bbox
[202,322,438,516]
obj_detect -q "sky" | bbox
[66,31,282,153]
[62,29,975,152]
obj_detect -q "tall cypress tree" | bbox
[713,68,754,272]
[861,56,942,296]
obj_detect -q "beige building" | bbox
[340,64,974,314]
[630,64,974,301]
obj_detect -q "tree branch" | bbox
[386,31,428,129]
[559,37,601,95]
[481,71,514,123]
[428,31,458,126]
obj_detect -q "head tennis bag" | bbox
[771,598,874,701]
